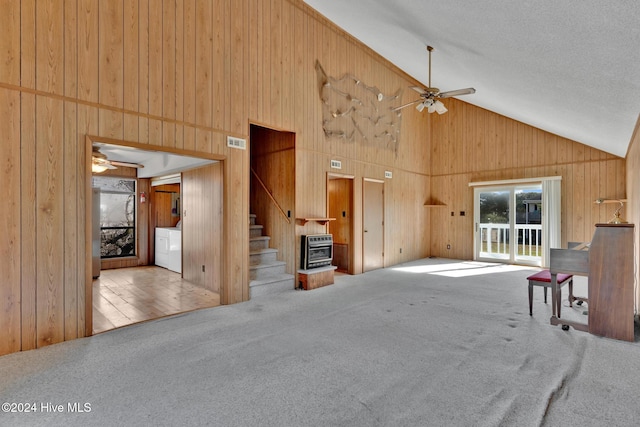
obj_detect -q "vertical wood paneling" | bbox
[20,0,36,90]
[219,0,229,131]
[64,0,78,98]
[183,0,196,129]
[148,1,163,119]
[138,0,150,142]
[195,0,212,128]
[63,101,78,340]
[0,0,20,85]
[123,0,140,141]
[174,0,185,148]
[20,93,37,351]
[182,164,223,292]
[0,88,21,355]
[162,0,176,147]
[78,0,99,102]
[98,0,124,138]
[36,96,65,347]
[230,0,246,133]
[36,0,64,94]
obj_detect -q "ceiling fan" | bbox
[393,45,475,114]
[92,145,143,173]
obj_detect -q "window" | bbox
[93,177,136,258]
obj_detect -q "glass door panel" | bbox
[514,186,542,265]
[477,189,511,261]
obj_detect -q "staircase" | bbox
[249,214,295,298]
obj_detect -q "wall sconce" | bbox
[594,198,628,224]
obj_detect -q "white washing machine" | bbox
[155,227,182,273]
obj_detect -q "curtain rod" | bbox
[468,176,562,187]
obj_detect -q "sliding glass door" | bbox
[474,185,543,266]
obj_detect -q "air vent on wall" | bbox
[330,159,342,169]
[227,136,247,150]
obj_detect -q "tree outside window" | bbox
[93,177,136,258]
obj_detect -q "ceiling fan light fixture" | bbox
[92,163,108,173]
[434,100,447,114]
[416,102,426,112]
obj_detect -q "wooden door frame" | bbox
[327,172,355,274]
[84,135,225,336]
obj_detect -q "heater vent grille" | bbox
[227,136,247,150]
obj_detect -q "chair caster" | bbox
[561,325,570,331]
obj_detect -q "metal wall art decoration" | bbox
[316,61,402,154]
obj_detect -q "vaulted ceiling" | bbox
[304,0,640,157]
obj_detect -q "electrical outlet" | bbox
[447,244,451,250]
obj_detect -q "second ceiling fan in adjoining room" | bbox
[92,145,144,174]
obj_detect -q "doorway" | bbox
[473,184,543,266]
[327,173,354,273]
[86,137,224,334]
[249,124,296,276]
[363,178,384,272]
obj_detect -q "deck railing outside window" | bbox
[479,223,542,260]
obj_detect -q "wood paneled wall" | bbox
[429,100,627,260]
[1,0,630,357]
[182,163,223,293]
[153,184,181,228]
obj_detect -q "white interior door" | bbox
[363,179,384,272]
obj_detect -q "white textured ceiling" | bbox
[304,0,640,157]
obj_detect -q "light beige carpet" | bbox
[1,258,639,426]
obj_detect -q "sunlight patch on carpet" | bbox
[392,261,534,277]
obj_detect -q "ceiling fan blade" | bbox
[410,86,428,95]
[110,160,144,169]
[437,88,476,99]
[392,99,423,112]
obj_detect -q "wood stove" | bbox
[300,234,333,269]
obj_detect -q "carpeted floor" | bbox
[1,258,639,427]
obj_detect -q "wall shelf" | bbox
[296,217,336,225]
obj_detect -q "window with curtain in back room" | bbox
[92,176,137,258]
